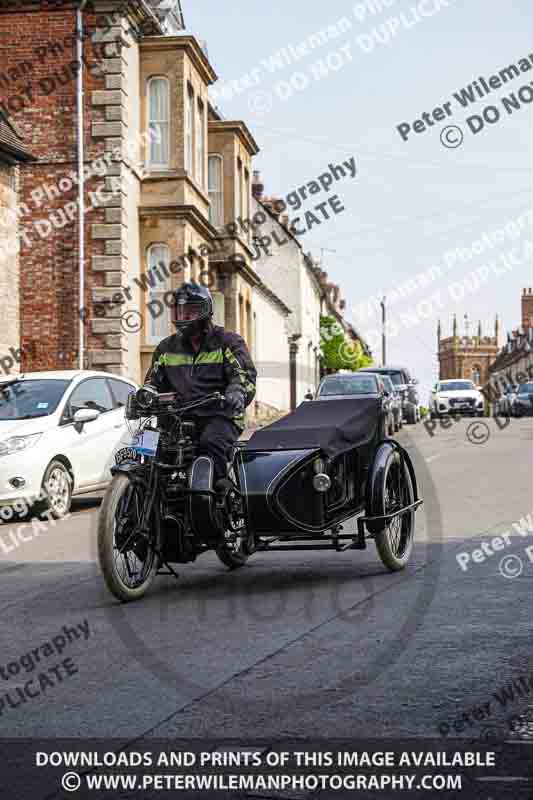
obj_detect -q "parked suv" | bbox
[429,379,484,418]
[358,366,420,424]
[0,371,137,518]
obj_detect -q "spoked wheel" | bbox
[374,452,415,570]
[98,474,160,602]
[366,445,415,571]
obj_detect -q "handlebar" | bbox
[129,387,226,418]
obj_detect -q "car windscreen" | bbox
[438,381,475,391]
[0,380,70,420]
[319,376,377,396]
[380,371,405,386]
[518,383,533,393]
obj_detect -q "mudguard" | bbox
[109,462,148,487]
[189,456,218,542]
[365,440,419,534]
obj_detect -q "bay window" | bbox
[147,77,169,168]
[208,155,223,228]
[146,245,170,344]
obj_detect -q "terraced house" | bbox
[0,0,273,398]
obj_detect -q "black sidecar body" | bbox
[236,398,422,569]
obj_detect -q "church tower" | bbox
[437,315,499,385]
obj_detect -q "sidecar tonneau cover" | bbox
[244,398,381,457]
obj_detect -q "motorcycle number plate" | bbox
[115,447,141,465]
[115,431,160,464]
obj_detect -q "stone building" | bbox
[0,0,263,385]
[437,314,499,385]
[488,289,533,393]
[0,111,33,370]
[205,109,261,363]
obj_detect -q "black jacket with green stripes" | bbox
[144,324,257,431]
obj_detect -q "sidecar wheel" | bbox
[98,474,160,602]
[366,446,415,571]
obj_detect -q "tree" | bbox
[319,315,373,373]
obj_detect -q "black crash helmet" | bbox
[171,281,213,333]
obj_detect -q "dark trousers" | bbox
[194,416,240,484]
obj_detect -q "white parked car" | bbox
[429,379,485,419]
[0,370,138,518]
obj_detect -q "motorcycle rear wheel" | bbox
[98,474,160,602]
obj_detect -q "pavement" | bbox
[1,419,532,786]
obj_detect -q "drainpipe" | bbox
[289,334,301,411]
[77,0,89,370]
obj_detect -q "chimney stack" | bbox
[252,170,264,200]
[522,288,533,331]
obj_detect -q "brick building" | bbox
[437,314,499,385]
[488,289,533,392]
[0,111,33,369]
[0,0,264,386]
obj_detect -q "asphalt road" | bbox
[1,418,532,750]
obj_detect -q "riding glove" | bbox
[225,388,246,416]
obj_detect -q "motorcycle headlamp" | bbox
[136,386,158,412]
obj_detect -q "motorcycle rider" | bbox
[143,281,257,489]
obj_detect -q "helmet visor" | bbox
[172,301,207,326]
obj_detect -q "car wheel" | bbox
[37,460,73,519]
[406,406,417,424]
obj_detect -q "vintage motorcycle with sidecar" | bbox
[97,387,423,602]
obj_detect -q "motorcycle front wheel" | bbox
[98,474,160,602]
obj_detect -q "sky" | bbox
[184,0,533,402]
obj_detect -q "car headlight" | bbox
[0,434,42,457]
